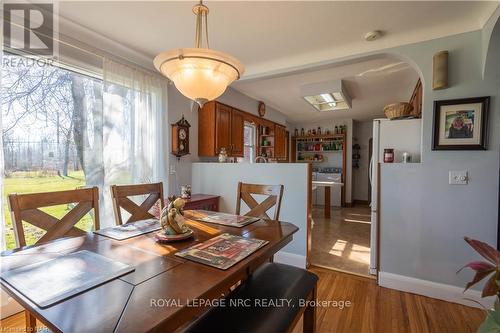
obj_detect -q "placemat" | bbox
[1,250,134,308]
[175,233,268,270]
[183,210,260,228]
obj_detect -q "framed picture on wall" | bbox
[432,96,490,150]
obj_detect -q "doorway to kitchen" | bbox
[302,57,422,277]
[309,121,373,277]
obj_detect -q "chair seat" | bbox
[185,263,318,333]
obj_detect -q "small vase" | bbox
[218,148,228,163]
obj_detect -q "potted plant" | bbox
[459,237,500,332]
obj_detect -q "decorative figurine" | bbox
[218,147,228,163]
[180,185,191,199]
[155,196,194,242]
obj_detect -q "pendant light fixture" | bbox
[154,1,244,107]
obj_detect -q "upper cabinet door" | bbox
[275,124,286,160]
[215,103,232,154]
[230,109,245,157]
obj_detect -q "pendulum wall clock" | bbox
[171,115,191,158]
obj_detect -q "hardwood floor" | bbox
[1,267,485,333]
[293,266,485,333]
[0,311,46,332]
[311,204,372,276]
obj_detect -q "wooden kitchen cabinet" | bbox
[215,103,231,154]
[274,124,288,160]
[230,109,244,156]
[198,101,244,157]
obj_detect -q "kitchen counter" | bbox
[311,181,343,218]
[312,180,343,187]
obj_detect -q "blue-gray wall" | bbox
[379,23,500,288]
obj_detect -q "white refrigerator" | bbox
[369,118,421,275]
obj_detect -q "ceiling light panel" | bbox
[301,79,352,112]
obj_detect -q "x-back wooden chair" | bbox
[8,186,100,332]
[8,187,100,249]
[110,182,164,225]
[236,182,284,220]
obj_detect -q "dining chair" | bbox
[110,182,164,225]
[8,186,100,333]
[235,182,284,220]
[8,187,100,248]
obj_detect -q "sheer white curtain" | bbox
[101,58,168,226]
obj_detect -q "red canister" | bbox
[384,149,394,163]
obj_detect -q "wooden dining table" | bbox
[0,216,298,333]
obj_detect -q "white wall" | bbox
[167,86,290,196]
[352,120,373,202]
[191,163,309,265]
[291,119,353,203]
[166,85,200,196]
[218,88,288,126]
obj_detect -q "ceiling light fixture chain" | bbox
[154,1,244,107]
[193,0,209,49]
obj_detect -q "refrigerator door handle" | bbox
[369,157,373,185]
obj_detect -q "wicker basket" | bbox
[384,102,414,120]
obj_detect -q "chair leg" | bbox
[303,287,316,333]
[25,310,37,332]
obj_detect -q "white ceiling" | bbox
[58,1,499,77]
[56,1,498,121]
[233,55,419,122]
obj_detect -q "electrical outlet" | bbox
[169,164,176,175]
[449,170,468,185]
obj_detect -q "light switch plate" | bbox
[449,170,468,185]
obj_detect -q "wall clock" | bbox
[171,115,191,158]
[258,101,266,117]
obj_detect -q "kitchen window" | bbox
[242,122,256,163]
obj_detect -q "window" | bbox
[1,53,168,250]
[242,122,256,163]
[1,53,102,249]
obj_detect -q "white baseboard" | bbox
[274,251,306,269]
[378,271,494,309]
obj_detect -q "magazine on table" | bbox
[175,233,268,270]
[94,218,161,240]
[183,210,260,228]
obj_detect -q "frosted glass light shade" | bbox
[154,48,244,106]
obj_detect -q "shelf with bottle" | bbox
[293,134,345,141]
[297,150,341,153]
[297,140,343,152]
[293,125,347,138]
[259,125,274,136]
[297,152,325,163]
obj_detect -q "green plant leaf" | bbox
[479,309,500,333]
